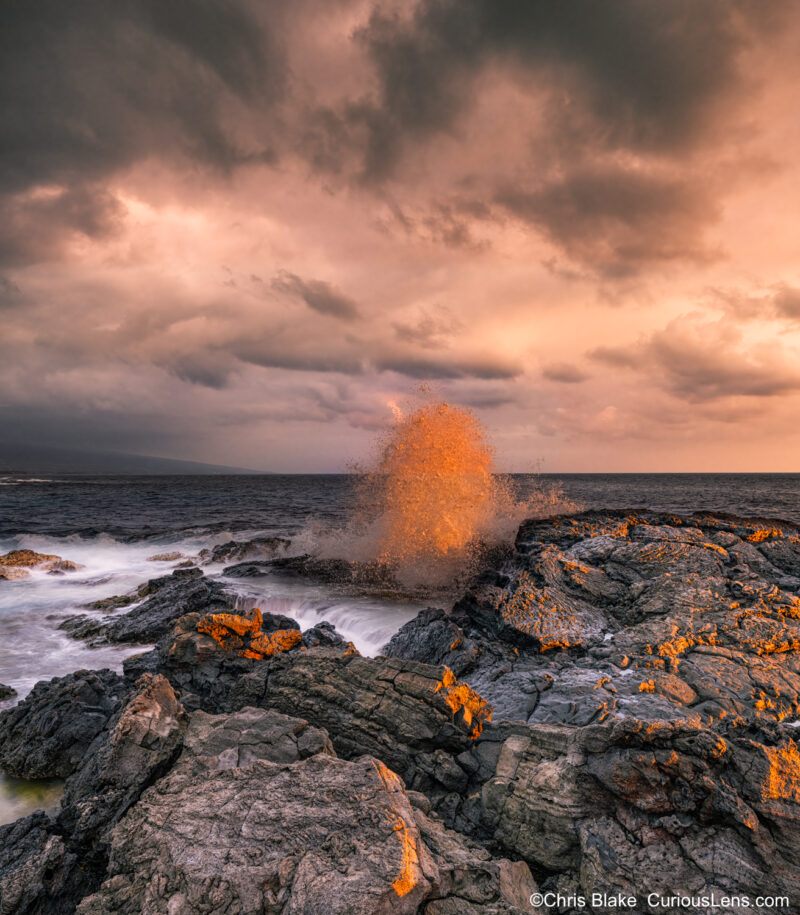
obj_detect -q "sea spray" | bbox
[315,396,580,590]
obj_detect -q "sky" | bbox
[2,0,800,473]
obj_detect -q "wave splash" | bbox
[314,398,579,590]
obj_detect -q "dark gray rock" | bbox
[388,510,800,729]
[0,683,16,702]
[61,570,236,645]
[58,674,187,846]
[198,536,290,565]
[301,620,346,649]
[0,812,79,915]
[0,669,127,778]
[76,707,537,915]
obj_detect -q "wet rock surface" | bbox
[199,535,290,565]
[60,569,235,645]
[2,509,799,913]
[0,549,82,580]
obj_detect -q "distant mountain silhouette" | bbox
[0,443,259,475]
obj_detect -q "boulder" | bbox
[0,683,16,702]
[77,706,536,915]
[58,674,187,845]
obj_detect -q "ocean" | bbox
[2,471,799,695]
[0,471,799,823]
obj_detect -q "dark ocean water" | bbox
[2,472,799,541]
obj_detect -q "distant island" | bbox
[0,443,260,476]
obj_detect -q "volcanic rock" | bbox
[0,683,16,701]
[0,812,78,915]
[76,706,536,915]
[199,535,290,565]
[61,569,236,644]
[388,510,800,728]
[57,674,187,846]
[0,549,82,580]
[0,669,128,778]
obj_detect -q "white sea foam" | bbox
[0,529,426,700]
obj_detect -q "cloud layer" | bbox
[1,0,800,470]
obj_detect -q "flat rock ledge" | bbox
[1,509,799,914]
[0,549,82,581]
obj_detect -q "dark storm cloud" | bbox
[0,0,283,196]
[496,165,718,276]
[374,354,520,380]
[648,327,800,401]
[392,308,462,349]
[542,363,590,384]
[0,186,125,267]
[271,271,362,321]
[588,346,643,369]
[294,0,788,276]
[232,339,366,375]
[0,275,24,310]
[589,318,800,402]
[233,333,519,381]
[707,283,800,323]
[346,0,775,179]
[772,284,800,320]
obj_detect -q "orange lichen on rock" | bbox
[760,741,800,802]
[0,549,60,567]
[491,570,582,650]
[386,810,420,898]
[434,666,492,738]
[243,629,302,659]
[747,528,784,543]
[639,680,656,693]
[197,608,301,660]
[199,608,264,640]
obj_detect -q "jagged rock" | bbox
[83,593,137,611]
[5,508,799,913]
[61,569,236,645]
[180,705,335,767]
[302,620,347,649]
[412,807,542,914]
[198,536,290,565]
[224,648,492,801]
[388,511,800,728]
[196,607,302,659]
[128,614,492,801]
[224,554,402,592]
[0,683,16,701]
[0,549,82,580]
[0,669,127,778]
[473,717,800,909]
[58,674,187,846]
[0,812,78,915]
[77,706,536,915]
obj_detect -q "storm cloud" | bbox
[1,0,799,470]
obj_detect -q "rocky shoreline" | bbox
[1,510,799,914]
